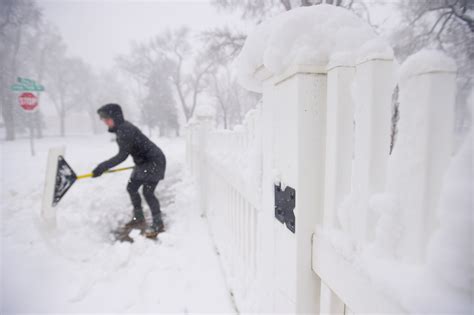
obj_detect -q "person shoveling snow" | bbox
[92,103,167,240]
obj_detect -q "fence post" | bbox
[295,70,327,314]
[390,50,457,263]
[351,57,395,243]
[258,65,327,313]
[195,112,213,215]
[185,124,192,174]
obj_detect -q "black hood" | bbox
[97,103,125,132]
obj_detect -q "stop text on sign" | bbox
[18,92,38,111]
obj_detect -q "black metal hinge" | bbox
[274,183,296,233]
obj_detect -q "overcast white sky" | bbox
[39,0,247,71]
[38,0,399,71]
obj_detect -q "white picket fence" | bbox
[186,106,264,310]
[186,46,467,313]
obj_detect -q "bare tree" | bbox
[149,28,216,122]
[117,35,180,133]
[0,0,41,140]
[200,27,246,65]
[28,23,62,138]
[143,63,179,137]
[392,0,474,134]
[70,61,103,134]
[46,55,86,136]
[211,0,370,22]
[116,40,155,126]
[204,0,375,85]
[210,71,231,129]
[210,67,259,129]
[211,0,316,21]
[394,0,473,58]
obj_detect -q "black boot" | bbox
[125,208,146,229]
[144,217,164,238]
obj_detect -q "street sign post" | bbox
[11,77,45,157]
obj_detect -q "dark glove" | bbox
[92,164,107,178]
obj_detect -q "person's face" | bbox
[101,117,115,128]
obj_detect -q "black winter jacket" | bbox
[97,104,166,182]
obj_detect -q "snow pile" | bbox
[331,133,473,313]
[372,133,472,313]
[399,49,457,81]
[367,193,403,259]
[235,4,393,92]
[426,131,473,299]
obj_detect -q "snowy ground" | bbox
[1,134,236,313]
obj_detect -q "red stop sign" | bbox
[19,92,38,111]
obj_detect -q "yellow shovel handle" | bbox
[77,166,134,180]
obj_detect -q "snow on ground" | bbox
[1,134,236,313]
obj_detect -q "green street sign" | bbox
[10,77,45,92]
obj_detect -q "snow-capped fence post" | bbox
[194,111,214,215]
[350,56,395,243]
[388,50,457,263]
[254,63,328,313]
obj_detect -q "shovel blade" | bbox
[52,156,77,206]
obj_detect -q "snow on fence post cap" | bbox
[355,37,394,64]
[399,49,457,82]
[194,104,215,120]
[327,38,394,70]
[235,4,392,92]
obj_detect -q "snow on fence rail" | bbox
[186,5,471,315]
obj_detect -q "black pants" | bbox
[126,178,161,223]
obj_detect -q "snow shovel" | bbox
[52,155,133,207]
